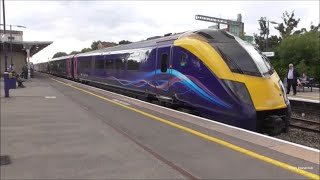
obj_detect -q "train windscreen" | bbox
[211,39,274,77]
[234,37,274,76]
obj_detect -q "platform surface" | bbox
[1,73,319,180]
[288,86,320,103]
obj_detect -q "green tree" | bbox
[253,34,265,51]
[69,51,80,55]
[254,17,268,51]
[277,31,320,81]
[274,11,300,38]
[295,60,309,75]
[52,52,68,58]
[310,23,320,32]
[91,40,102,50]
[254,17,281,52]
[81,48,92,53]
[258,17,268,38]
[268,35,282,50]
[118,40,132,45]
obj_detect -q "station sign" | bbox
[262,52,275,57]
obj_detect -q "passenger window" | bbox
[127,52,140,71]
[161,53,168,72]
[105,59,113,70]
[95,59,104,69]
[115,58,125,70]
[180,53,187,67]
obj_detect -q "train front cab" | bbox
[174,30,290,135]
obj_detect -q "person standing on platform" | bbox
[286,63,300,95]
[22,64,28,79]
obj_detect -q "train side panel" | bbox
[50,59,68,78]
[72,45,257,131]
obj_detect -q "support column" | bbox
[26,48,30,79]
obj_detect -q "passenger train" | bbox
[35,29,291,136]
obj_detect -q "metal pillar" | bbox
[26,48,31,79]
[2,0,10,97]
[10,24,13,65]
[2,0,8,72]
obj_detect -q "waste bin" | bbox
[8,73,16,89]
[4,72,9,97]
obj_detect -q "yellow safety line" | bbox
[51,78,320,180]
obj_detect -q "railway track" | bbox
[289,117,320,133]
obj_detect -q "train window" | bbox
[127,60,140,70]
[212,43,260,76]
[161,53,168,72]
[127,52,140,71]
[95,59,104,69]
[62,61,66,69]
[80,58,91,69]
[115,58,125,70]
[191,57,201,71]
[237,40,274,75]
[180,53,187,67]
[143,50,150,63]
[105,59,113,70]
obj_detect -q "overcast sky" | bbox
[1,0,319,63]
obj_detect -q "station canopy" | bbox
[0,40,53,57]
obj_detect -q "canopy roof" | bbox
[0,40,53,57]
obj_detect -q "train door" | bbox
[71,56,74,79]
[155,45,172,100]
[67,58,71,78]
[73,56,78,80]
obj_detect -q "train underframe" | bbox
[256,107,291,136]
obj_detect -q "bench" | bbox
[298,77,315,92]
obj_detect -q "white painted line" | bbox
[289,97,319,104]
[112,99,130,106]
[45,96,56,99]
[57,77,320,152]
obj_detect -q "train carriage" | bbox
[36,29,291,136]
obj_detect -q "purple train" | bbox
[35,29,291,136]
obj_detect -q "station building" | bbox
[0,29,52,75]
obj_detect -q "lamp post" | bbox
[1,0,10,98]
[2,0,7,73]
[258,19,279,51]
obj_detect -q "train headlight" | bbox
[278,80,289,102]
[222,80,253,106]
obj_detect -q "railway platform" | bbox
[288,87,320,103]
[1,73,319,179]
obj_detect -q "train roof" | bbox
[76,32,185,57]
[50,54,75,61]
[76,29,237,57]
[41,28,237,63]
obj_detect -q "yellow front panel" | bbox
[233,72,287,111]
[174,37,287,111]
[174,38,235,80]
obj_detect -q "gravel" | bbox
[292,111,320,122]
[275,127,320,150]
